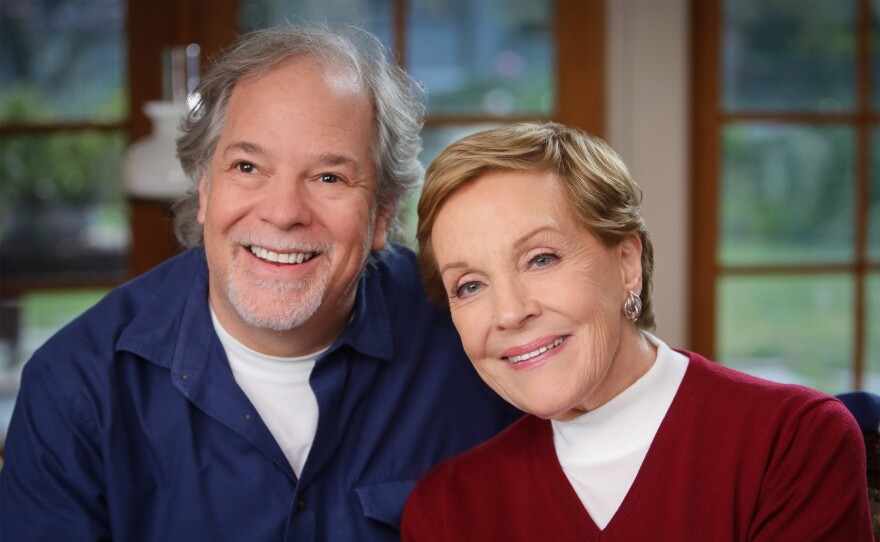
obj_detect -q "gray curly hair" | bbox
[172,24,426,248]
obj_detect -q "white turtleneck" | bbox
[551,332,688,530]
[210,307,323,477]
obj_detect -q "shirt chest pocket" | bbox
[353,479,418,530]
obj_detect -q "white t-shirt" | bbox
[210,308,322,477]
[552,332,688,530]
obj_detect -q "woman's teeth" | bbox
[250,246,315,264]
[508,337,565,364]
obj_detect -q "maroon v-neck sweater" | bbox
[402,352,873,541]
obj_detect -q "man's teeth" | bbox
[250,246,315,264]
[508,337,565,364]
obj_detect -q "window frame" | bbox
[689,0,879,390]
[0,0,607,293]
[126,0,607,275]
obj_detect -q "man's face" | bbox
[197,56,390,356]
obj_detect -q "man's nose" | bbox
[256,178,312,229]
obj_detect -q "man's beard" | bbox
[224,262,327,332]
[221,207,378,332]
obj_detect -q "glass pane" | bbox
[873,0,880,109]
[407,0,554,116]
[722,0,856,112]
[0,289,110,442]
[420,123,505,168]
[870,126,880,261]
[0,131,130,279]
[720,123,855,266]
[0,0,127,123]
[239,0,393,46]
[867,273,880,392]
[717,274,853,395]
[394,123,504,246]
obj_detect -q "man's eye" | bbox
[234,161,256,174]
[319,173,340,183]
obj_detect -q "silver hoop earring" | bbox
[624,290,642,322]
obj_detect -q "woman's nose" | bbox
[256,178,312,230]
[492,276,539,330]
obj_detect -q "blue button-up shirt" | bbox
[0,247,520,541]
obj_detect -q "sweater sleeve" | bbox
[750,397,873,541]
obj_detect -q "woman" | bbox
[402,122,872,541]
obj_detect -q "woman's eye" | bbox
[234,161,256,174]
[530,253,559,268]
[454,281,483,299]
[319,173,340,183]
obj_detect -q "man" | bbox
[0,25,519,541]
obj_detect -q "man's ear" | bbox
[371,205,394,251]
[197,176,209,225]
[619,233,643,294]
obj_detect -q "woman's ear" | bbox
[619,233,643,294]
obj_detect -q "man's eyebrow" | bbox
[314,152,365,175]
[220,145,365,174]
[221,141,271,159]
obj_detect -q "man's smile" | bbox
[248,245,319,264]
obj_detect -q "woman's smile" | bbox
[431,169,648,419]
[502,336,567,365]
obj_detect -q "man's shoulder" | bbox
[370,244,422,292]
[367,244,440,316]
[30,249,206,369]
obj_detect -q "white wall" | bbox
[607,0,691,348]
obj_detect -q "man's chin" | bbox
[231,304,320,332]
[226,281,324,333]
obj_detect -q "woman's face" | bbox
[430,170,645,420]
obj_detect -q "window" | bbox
[0,0,128,439]
[0,0,605,443]
[239,0,604,240]
[691,0,879,394]
[0,0,240,444]
[0,0,130,284]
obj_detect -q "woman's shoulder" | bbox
[680,350,829,400]
[675,350,858,434]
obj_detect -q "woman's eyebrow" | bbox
[513,226,559,249]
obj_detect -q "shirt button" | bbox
[296,499,306,512]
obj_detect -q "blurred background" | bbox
[0,0,877,446]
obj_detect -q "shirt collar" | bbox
[116,248,210,370]
[116,248,396,368]
[324,255,394,363]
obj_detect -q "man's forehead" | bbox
[319,59,364,96]
[246,54,365,98]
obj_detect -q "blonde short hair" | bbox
[416,121,656,331]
